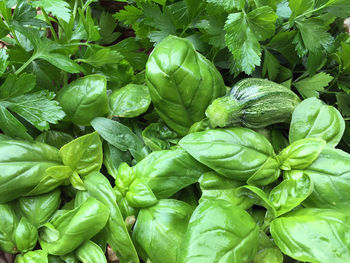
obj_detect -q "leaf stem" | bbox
[295,4,328,20]
[42,9,58,41]
[15,55,37,75]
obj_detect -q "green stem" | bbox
[73,0,79,19]
[179,23,192,37]
[42,9,58,41]
[15,54,37,75]
[294,4,328,20]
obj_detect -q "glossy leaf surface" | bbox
[178,199,259,263]
[146,35,226,135]
[289,97,345,147]
[179,128,274,180]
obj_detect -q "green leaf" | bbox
[269,173,313,216]
[271,208,350,262]
[225,12,260,75]
[114,5,143,25]
[293,72,333,98]
[77,7,100,42]
[205,0,245,12]
[142,123,179,151]
[143,3,176,43]
[59,132,103,177]
[7,91,66,131]
[110,38,148,71]
[199,171,244,206]
[267,31,298,64]
[288,0,313,17]
[185,0,203,20]
[83,172,139,263]
[15,250,48,263]
[13,0,44,27]
[336,42,350,74]
[307,51,327,75]
[0,105,32,140]
[36,131,74,149]
[196,16,226,49]
[296,18,333,53]
[98,11,121,45]
[12,24,81,73]
[0,48,8,76]
[225,7,277,74]
[321,0,350,18]
[178,199,259,263]
[31,0,72,22]
[38,52,82,73]
[301,148,350,209]
[0,73,36,99]
[109,84,151,118]
[290,97,345,147]
[91,117,147,162]
[179,128,274,181]
[133,199,193,263]
[77,48,124,68]
[246,6,277,41]
[277,138,326,170]
[262,49,280,80]
[336,93,350,117]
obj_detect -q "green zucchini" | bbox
[205,78,301,128]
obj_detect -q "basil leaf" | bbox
[178,199,259,263]
[179,128,275,181]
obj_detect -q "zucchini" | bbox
[205,78,301,128]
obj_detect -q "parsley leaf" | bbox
[205,0,245,12]
[143,3,176,44]
[296,18,333,53]
[293,72,334,98]
[225,12,261,74]
[0,49,9,77]
[262,49,280,80]
[31,0,72,23]
[336,93,350,117]
[114,6,143,25]
[225,7,277,74]
[196,16,226,49]
[7,90,65,131]
[0,73,65,138]
[77,48,124,68]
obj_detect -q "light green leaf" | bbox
[269,173,313,216]
[277,138,326,170]
[109,84,151,118]
[271,208,350,262]
[59,132,103,177]
[178,199,259,263]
